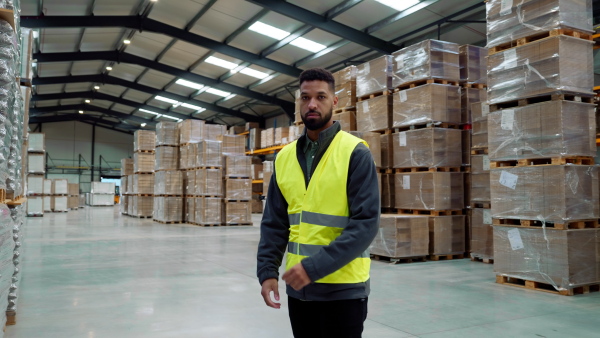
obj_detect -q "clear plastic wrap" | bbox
[179,143,191,169]
[490,165,599,222]
[154,170,183,196]
[273,127,289,146]
[486,0,592,48]
[133,130,156,152]
[195,168,223,197]
[26,196,43,216]
[356,55,393,98]
[471,116,488,149]
[155,121,179,146]
[260,128,274,149]
[26,175,43,195]
[133,152,155,173]
[392,129,462,168]
[52,196,69,210]
[493,226,600,290]
[90,182,114,194]
[461,88,487,125]
[185,197,195,223]
[395,172,464,210]
[471,155,491,174]
[224,201,251,224]
[392,40,460,88]
[459,45,488,84]
[88,194,113,206]
[42,179,51,195]
[179,119,205,144]
[470,101,489,123]
[224,179,251,201]
[334,66,357,109]
[132,196,153,217]
[488,101,596,161]
[52,179,68,195]
[195,197,222,225]
[471,208,494,260]
[121,158,133,176]
[429,215,466,255]
[27,153,44,174]
[133,173,154,195]
[370,214,429,258]
[380,134,394,170]
[348,131,381,168]
[120,195,129,214]
[393,84,461,128]
[27,133,44,152]
[471,172,491,203]
[183,170,195,196]
[204,124,227,141]
[332,111,356,132]
[462,129,471,166]
[356,95,392,132]
[248,128,262,150]
[155,146,179,171]
[217,134,245,155]
[196,140,222,168]
[0,204,15,324]
[487,35,594,104]
[153,196,183,222]
[380,174,395,208]
[224,155,251,178]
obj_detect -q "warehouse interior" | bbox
[0,0,599,337]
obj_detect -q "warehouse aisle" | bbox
[6,207,600,337]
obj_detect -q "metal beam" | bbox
[246,0,398,54]
[224,9,270,44]
[32,74,263,122]
[21,16,302,77]
[29,114,137,131]
[32,50,294,112]
[325,0,363,19]
[186,0,218,31]
[30,104,157,126]
[365,0,441,34]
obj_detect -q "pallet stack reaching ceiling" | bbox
[485,0,599,295]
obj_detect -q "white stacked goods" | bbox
[89,182,115,206]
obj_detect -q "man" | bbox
[257,68,380,338]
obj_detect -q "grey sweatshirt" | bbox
[256,122,380,301]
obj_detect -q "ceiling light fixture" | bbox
[375,0,420,12]
[139,108,161,116]
[123,39,131,44]
[162,115,182,121]
[94,86,100,90]
[175,79,204,90]
[240,67,269,79]
[180,103,205,112]
[106,66,112,71]
[289,37,327,53]
[155,96,179,104]
[223,94,237,101]
[85,99,91,103]
[205,88,231,97]
[78,110,84,114]
[141,123,147,127]
[248,21,290,40]
[205,56,238,70]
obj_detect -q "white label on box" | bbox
[501,109,514,130]
[483,209,492,225]
[500,0,513,16]
[402,175,410,190]
[362,101,369,113]
[399,90,408,102]
[481,103,490,116]
[507,228,524,250]
[504,48,517,69]
[483,155,490,171]
[396,55,404,69]
[499,171,518,190]
[399,133,407,146]
[282,137,288,144]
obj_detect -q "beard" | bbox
[301,108,333,131]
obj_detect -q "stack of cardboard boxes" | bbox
[222,134,252,225]
[120,158,133,215]
[67,183,79,210]
[331,66,357,131]
[486,0,599,294]
[131,130,156,218]
[51,179,68,212]
[154,122,183,223]
[89,182,115,206]
[25,133,45,216]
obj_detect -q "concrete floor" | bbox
[5,206,600,337]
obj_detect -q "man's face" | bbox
[299,80,338,131]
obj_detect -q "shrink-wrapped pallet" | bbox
[493,227,600,291]
[52,179,68,195]
[333,65,357,109]
[27,133,44,152]
[459,45,487,84]
[43,179,51,195]
[27,153,44,174]
[380,134,394,170]
[392,129,462,168]
[196,140,222,168]
[133,173,154,195]
[121,158,133,176]
[273,127,290,146]
[183,170,195,196]
[224,179,251,201]
[393,84,461,128]
[26,196,43,216]
[224,201,251,224]
[248,128,262,150]
[251,164,263,180]
[195,169,223,197]
[52,196,69,211]
[155,146,179,171]
[380,174,395,208]
[195,197,222,225]
[462,129,472,166]
[429,215,466,255]
[132,196,153,217]
[348,131,381,169]
[486,0,592,49]
[370,214,429,258]
[43,196,52,212]
[134,152,155,173]
[261,129,274,149]
[224,156,251,178]
[89,194,113,206]
[395,172,464,210]
[471,208,493,260]
[332,111,356,132]
[470,102,489,123]
[471,116,488,149]
[179,119,205,144]
[487,101,596,161]
[392,40,460,88]
[487,36,593,104]
[68,196,78,209]
[185,197,195,223]
[356,55,393,97]
[204,124,227,141]
[91,182,114,194]
[120,195,129,214]
[154,170,183,196]
[490,165,599,223]
[461,87,487,124]
[179,144,191,169]
[155,122,179,146]
[471,172,491,203]
[356,95,392,132]
[218,134,245,155]
[68,183,79,196]
[153,196,183,222]
[133,130,156,152]
[26,175,43,195]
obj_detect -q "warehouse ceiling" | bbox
[22,0,487,134]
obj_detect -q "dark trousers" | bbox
[288,296,368,338]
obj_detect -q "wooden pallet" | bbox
[489,93,594,112]
[370,254,426,264]
[495,275,600,296]
[224,222,253,226]
[134,172,154,175]
[378,168,394,174]
[395,122,461,132]
[224,200,251,203]
[129,215,153,219]
[153,220,183,224]
[470,256,494,264]
[470,202,491,209]
[6,310,15,326]
[394,167,462,173]
[490,156,594,168]
[492,218,599,230]
[397,209,464,216]
[132,194,154,197]
[7,196,26,207]
[294,121,304,126]
[489,28,594,56]
[155,195,183,197]
[225,176,251,179]
[428,253,465,261]
[134,150,155,154]
[460,82,487,89]
[191,223,223,227]
[470,148,488,155]
[156,144,178,148]
[394,78,459,91]
[52,210,69,213]
[357,90,392,102]
[333,107,356,114]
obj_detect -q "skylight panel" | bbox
[240,68,269,79]
[289,37,326,53]
[181,103,206,112]
[176,79,204,90]
[205,88,231,97]
[205,56,239,70]
[139,109,160,115]
[155,96,179,104]
[248,21,290,40]
[375,0,420,12]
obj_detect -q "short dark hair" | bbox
[299,68,335,92]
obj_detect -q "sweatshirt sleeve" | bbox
[300,143,380,282]
[256,167,291,285]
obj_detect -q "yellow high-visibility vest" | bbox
[275,131,370,284]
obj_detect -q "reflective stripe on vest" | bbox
[275,131,371,284]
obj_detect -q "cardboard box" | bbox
[393,84,461,128]
[196,140,222,168]
[43,196,52,212]
[68,196,79,209]
[392,129,462,168]
[224,201,252,224]
[155,146,179,171]
[471,117,488,149]
[248,128,262,150]
[153,196,183,222]
[459,44,488,84]
[132,196,153,217]
[471,155,490,174]
[121,158,133,176]
[195,168,223,197]
[471,172,491,203]
[261,129,274,149]
[179,119,205,144]
[204,124,228,141]
[195,197,222,225]
[332,111,357,132]
[462,129,471,166]
[52,179,68,195]
[470,208,493,260]
[91,182,114,194]
[395,172,464,210]
[380,134,394,170]
[461,87,487,124]
[133,130,156,152]
[217,134,245,155]
[429,215,465,255]
[245,122,260,131]
[349,131,381,169]
[274,127,290,146]
[470,101,489,123]
[370,214,429,258]
[89,194,113,206]
[380,174,395,208]
[356,55,393,97]
[224,155,251,178]
[133,173,155,195]
[121,195,129,214]
[224,179,252,201]
[357,95,392,132]
[154,170,183,196]
[134,152,155,173]
[68,183,79,196]
[185,197,196,223]
[251,164,263,180]
[155,122,179,146]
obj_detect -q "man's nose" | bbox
[308,98,318,110]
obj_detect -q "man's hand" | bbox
[282,263,311,291]
[260,278,281,309]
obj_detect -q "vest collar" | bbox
[299,121,341,152]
